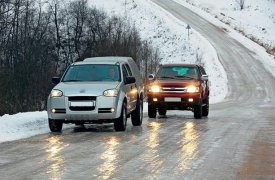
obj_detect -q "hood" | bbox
[151,79,199,87]
[54,81,120,96]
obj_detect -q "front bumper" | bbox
[148,92,201,110]
[47,95,120,121]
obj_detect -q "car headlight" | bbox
[150,85,161,93]
[103,89,118,97]
[50,89,63,97]
[186,86,199,93]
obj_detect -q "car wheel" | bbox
[114,102,127,131]
[158,108,167,116]
[194,103,202,119]
[131,96,143,126]
[202,98,209,117]
[49,119,63,132]
[148,104,157,118]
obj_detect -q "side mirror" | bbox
[52,77,61,84]
[125,76,136,84]
[148,74,155,81]
[201,75,208,81]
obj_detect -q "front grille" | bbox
[98,108,113,113]
[69,107,95,111]
[162,87,186,93]
[68,96,96,101]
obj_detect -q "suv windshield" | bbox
[62,64,121,82]
[157,66,198,80]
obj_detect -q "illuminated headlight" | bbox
[150,85,161,93]
[186,86,199,93]
[103,89,118,97]
[50,89,63,97]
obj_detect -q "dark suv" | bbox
[147,64,209,119]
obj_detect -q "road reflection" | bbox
[144,121,164,177]
[175,121,199,174]
[97,136,120,179]
[45,135,68,180]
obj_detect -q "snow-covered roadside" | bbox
[0,112,48,143]
[173,0,275,77]
[177,0,275,55]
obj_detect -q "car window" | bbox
[125,64,133,76]
[62,64,121,82]
[157,66,198,79]
[199,66,207,75]
[122,65,129,81]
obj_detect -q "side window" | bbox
[122,65,129,80]
[199,66,207,75]
[125,64,133,76]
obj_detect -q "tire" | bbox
[49,119,63,132]
[131,96,143,126]
[158,108,167,116]
[114,102,127,131]
[194,103,202,119]
[202,98,209,117]
[148,103,157,118]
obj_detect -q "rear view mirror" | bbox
[125,76,136,84]
[201,75,208,81]
[52,77,61,84]
[148,74,155,81]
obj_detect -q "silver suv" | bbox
[47,57,143,132]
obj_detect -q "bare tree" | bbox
[236,0,245,10]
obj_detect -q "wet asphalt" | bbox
[0,0,275,179]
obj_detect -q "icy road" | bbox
[1,0,275,179]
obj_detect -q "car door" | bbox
[122,64,133,112]
[125,63,137,110]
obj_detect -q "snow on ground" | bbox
[174,0,275,77]
[177,0,275,54]
[0,111,48,143]
[0,0,229,143]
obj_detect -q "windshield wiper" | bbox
[175,75,196,79]
[63,80,81,82]
[158,76,176,79]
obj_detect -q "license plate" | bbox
[164,97,181,102]
[70,101,95,107]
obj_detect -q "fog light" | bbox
[51,109,56,113]
[153,98,158,102]
[111,108,115,112]
[188,98,194,102]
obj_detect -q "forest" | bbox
[0,0,160,115]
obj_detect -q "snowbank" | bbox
[0,112,48,143]
[177,0,275,54]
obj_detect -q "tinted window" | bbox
[200,66,207,75]
[122,65,129,80]
[125,64,133,76]
[157,66,198,79]
[62,64,121,82]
